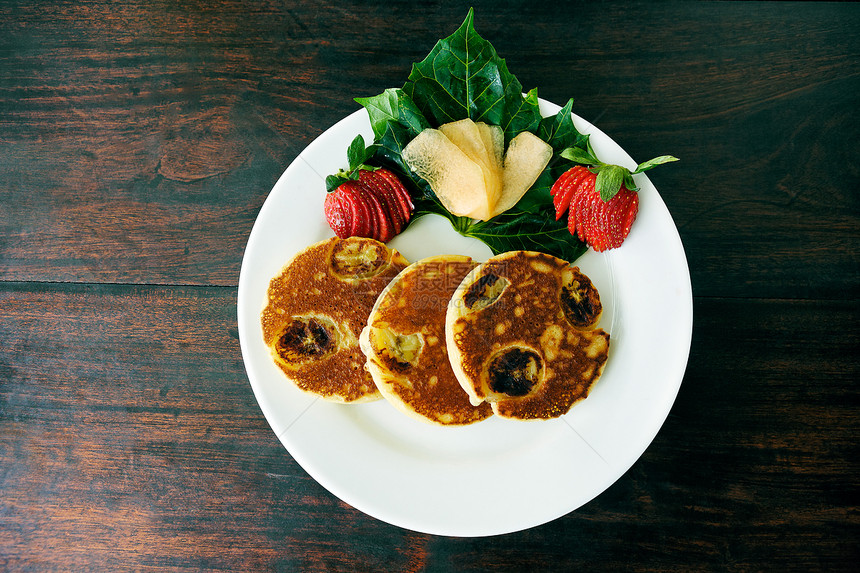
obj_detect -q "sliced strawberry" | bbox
[569,183,639,252]
[552,166,591,220]
[324,191,351,238]
[605,188,639,249]
[359,169,405,233]
[339,181,371,238]
[550,167,577,219]
[567,168,594,238]
[358,181,395,242]
[374,168,414,225]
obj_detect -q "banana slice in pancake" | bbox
[445,250,609,420]
[360,255,493,425]
[261,236,409,403]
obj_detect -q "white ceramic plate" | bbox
[237,99,693,537]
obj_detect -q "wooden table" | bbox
[2,2,857,570]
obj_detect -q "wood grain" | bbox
[1,286,856,570]
[1,2,857,297]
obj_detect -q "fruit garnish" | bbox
[402,118,552,221]
[323,135,414,243]
[328,9,676,262]
[550,145,678,251]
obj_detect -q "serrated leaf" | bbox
[356,88,429,142]
[468,208,588,260]
[409,196,587,262]
[596,165,625,201]
[371,122,422,182]
[502,87,542,143]
[537,98,589,154]
[402,8,527,131]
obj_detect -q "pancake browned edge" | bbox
[260,236,409,403]
[359,255,494,426]
[445,250,609,420]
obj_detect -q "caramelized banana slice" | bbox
[329,238,394,281]
[274,315,339,366]
[560,266,603,329]
[461,272,509,312]
[485,345,545,400]
[369,326,424,375]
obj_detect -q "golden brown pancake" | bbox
[445,250,609,420]
[260,236,409,403]
[359,255,494,425]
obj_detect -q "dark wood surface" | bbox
[2,1,857,570]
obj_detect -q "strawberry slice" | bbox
[339,181,371,238]
[375,168,414,225]
[358,182,395,242]
[359,169,405,233]
[551,166,591,220]
[324,191,351,238]
[568,183,639,252]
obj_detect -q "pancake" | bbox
[445,250,609,420]
[260,236,409,403]
[359,255,494,425]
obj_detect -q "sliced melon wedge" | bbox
[439,119,501,219]
[402,128,491,220]
[402,120,553,222]
[476,122,504,168]
[492,131,553,218]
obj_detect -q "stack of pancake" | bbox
[261,237,610,424]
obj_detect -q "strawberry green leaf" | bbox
[596,165,626,201]
[347,135,369,172]
[560,145,599,166]
[622,171,638,192]
[633,155,679,173]
[325,174,342,193]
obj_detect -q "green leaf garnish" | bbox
[413,196,587,262]
[347,135,368,171]
[560,146,598,166]
[596,165,626,202]
[634,155,679,173]
[402,7,540,140]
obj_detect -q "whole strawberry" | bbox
[324,135,414,243]
[551,146,677,252]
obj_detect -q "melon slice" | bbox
[439,119,501,219]
[476,122,504,168]
[402,128,491,220]
[491,131,553,218]
[403,120,553,222]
